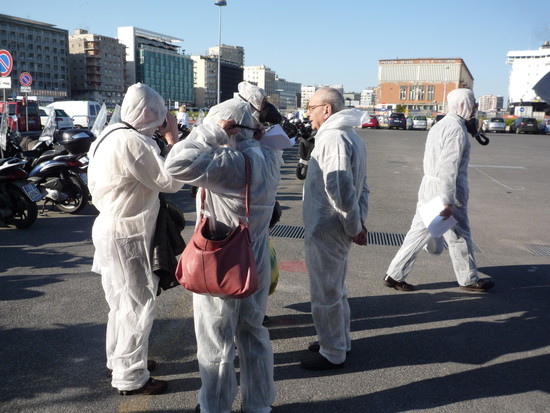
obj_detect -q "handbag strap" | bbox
[200,152,251,226]
[92,122,135,157]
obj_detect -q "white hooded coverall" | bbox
[303,109,369,365]
[88,83,183,391]
[386,88,480,286]
[165,95,282,413]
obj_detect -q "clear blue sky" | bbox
[4,0,550,101]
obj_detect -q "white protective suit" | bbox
[237,81,267,123]
[303,108,369,365]
[386,88,479,286]
[88,83,183,391]
[164,95,282,413]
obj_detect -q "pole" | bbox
[217,6,222,105]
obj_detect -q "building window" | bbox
[400,86,406,100]
[427,85,434,101]
[409,85,416,100]
[417,86,425,100]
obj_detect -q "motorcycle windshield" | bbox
[0,103,8,151]
[91,103,108,137]
[40,107,56,142]
[108,105,122,126]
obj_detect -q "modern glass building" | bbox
[118,26,194,107]
[137,47,194,106]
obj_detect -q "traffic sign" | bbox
[0,77,11,89]
[20,72,32,87]
[520,107,525,112]
[0,50,13,77]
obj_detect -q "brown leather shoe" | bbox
[384,275,415,291]
[118,377,168,396]
[460,279,495,292]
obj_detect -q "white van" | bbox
[47,100,102,129]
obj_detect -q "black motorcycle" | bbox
[0,157,41,229]
[26,129,94,214]
[293,119,315,180]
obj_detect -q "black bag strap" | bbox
[199,153,251,226]
[92,122,135,157]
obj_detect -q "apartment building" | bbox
[117,26,194,106]
[208,44,244,66]
[69,29,126,104]
[0,13,69,101]
[378,58,474,114]
[478,94,504,112]
[243,65,277,98]
[274,77,301,111]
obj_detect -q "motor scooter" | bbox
[0,157,41,229]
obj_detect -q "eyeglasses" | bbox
[308,104,328,112]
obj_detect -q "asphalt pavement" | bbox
[1,127,549,413]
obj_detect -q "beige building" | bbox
[243,65,277,98]
[69,29,126,104]
[192,55,218,108]
[378,58,474,114]
[208,44,244,66]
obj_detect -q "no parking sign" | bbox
[0,50,13,77]
[20,72,32,87]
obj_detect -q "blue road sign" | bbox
[20,72,32,87]
[0,50,13,77]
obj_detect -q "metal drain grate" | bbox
[269,225,405,247]
[526,244,550,256]
[270,224,481,251]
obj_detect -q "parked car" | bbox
[39,106,74,132]
[433,114,446,125]
[409,115,427,130]
[387,112,407,130]
[538,119,550,134]
[0,100,42,136]
[509,117,539,134]
[482,117,506,133]
[361,115,379,129]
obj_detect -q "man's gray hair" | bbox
[317,87,345,113]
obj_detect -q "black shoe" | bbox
[195,404,200,413]
[300,353,345,371]
[308,341,350,355]
[308,341,320,352]
[384,275,415,291]
[263,315,272,326]
[460,279,495,292]
[118,377,168,396]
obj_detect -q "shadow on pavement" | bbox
[272,264,550,411]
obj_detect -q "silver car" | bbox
[409,115,427,130]
[483,117,506,133]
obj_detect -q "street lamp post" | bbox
[442,65,449,113]
[215,1,227,105]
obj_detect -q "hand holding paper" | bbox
[419,196,457,238]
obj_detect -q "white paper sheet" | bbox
[259,124,295,150]
[419,196,457,238]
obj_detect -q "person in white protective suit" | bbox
[300,87,369,371]
[237,80,267,123]
[384,88,495,293]
[164,85,282,413]
[88,83,183,395]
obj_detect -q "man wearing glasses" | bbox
[300,88,369,370]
